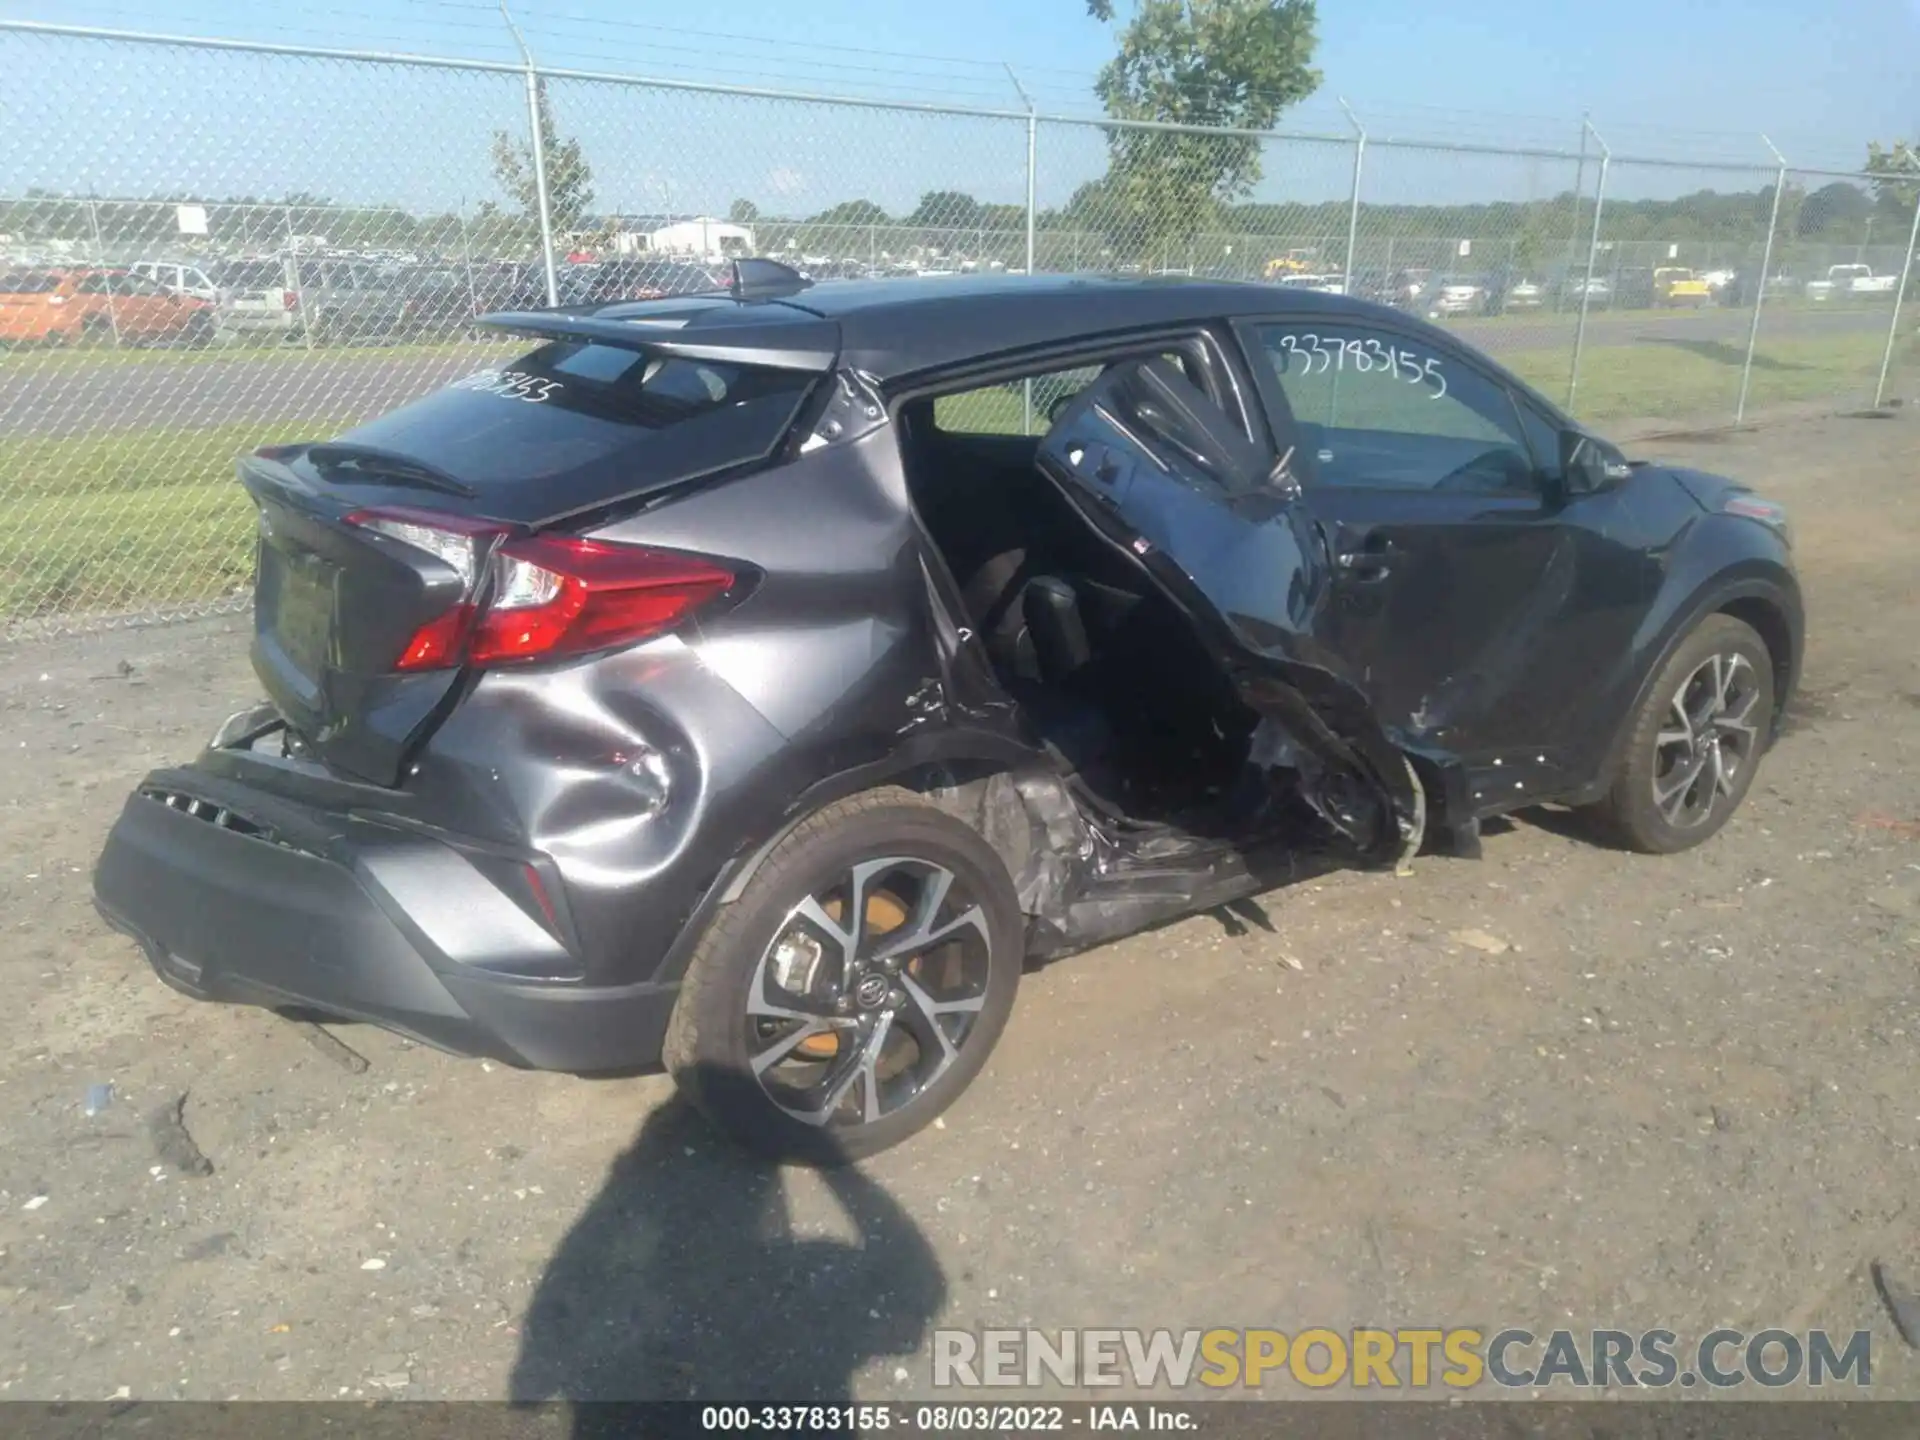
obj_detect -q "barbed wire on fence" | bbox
[1,16,1916,638]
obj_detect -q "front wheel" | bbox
[664,788,1023,1164]
[1590,614,1775,853]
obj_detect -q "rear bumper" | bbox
[220,310,299,331]
[93,771,679,1073]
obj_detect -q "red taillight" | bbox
[345,508,734,672]
[395,604,475,670]
[283,290,299,310]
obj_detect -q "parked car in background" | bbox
[392,266,476,337]
[562,258,722,306]
[1551,271,1613,309]
[128,260,221,304]
[294,258,410,344]
[0,268,76,345]
[1384,267,1434,312]
[214,257,302,339]
[78,269,217,346]
[1424,274,1487,318]
[1274,273,1346,295]
[1480,270,1545,316]
[1613,268,1658,310]
[1652,267,1711,308]
[2,268,214,347]
[1806,264,1899,302]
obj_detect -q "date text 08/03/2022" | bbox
[699,1404,1193,1432]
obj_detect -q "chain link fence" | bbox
[2,18,1916,637]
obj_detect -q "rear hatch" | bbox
[240,304,837,785]
[217,260,295,316]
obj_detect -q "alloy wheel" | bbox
[745,856,993,1129]
[1651,651,1763,830]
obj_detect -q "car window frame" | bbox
[1229,311,1549,500]
[896,325,1258,447]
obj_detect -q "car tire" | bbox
[1592,614,1775,855]
[664,786,1023,1164]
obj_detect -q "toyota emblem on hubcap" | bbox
[853,972,892,1009]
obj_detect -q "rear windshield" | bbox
[0,270,61,293]
[216,261,288,289]
[328,339,818,496]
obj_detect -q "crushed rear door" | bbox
[1035,356,1420,861]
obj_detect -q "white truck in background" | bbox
[1806,263,1899,301]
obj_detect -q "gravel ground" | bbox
[0,413,1916,1405]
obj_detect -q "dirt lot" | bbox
[0,413,1916,1405]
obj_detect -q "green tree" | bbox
[491,80,595,234]
[727,197,760,225]
[809,199,891,227]
[1865,140,1919,222]
[907,190,985,230]
[1796,181,1872,240]
[1086,0,1321,260]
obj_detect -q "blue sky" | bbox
[1,0,1914,217]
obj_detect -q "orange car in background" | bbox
[0,267,216,347]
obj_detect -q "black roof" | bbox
[586,272,1373,382]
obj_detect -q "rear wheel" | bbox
[1592,615,1774,853]
[664,788,1022,1164]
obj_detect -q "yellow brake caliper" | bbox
[793,890,909,1059]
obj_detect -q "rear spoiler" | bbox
[474,308,838,373]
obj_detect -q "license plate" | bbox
[261,545,333,679]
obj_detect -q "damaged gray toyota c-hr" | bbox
[92,262,1803,1160]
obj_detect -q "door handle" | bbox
[1336,532,1399,579]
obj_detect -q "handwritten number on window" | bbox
[1272,334,1445,398]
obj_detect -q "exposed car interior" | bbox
[898,387,1278,841]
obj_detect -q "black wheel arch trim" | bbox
[1585,566,1803,803]
[649,732,1041,989]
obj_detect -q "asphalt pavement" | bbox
[0,305,1894,440]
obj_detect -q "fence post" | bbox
[1736,137,1788,424]
[458,200,480,339]
[1339,98,1365,286]
[1567,120,1610,414]
[285,207,312,350]
[1874,191,1920,407]
[85,196,122,347]
[500,1,558,305]
[1008,63,1039,430]
[522,69,559,304]
[1565,110,1589,280]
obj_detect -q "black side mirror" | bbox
[1559,430,1628,494]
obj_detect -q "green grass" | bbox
[0,419,353,621]
[1511,329,1904,425]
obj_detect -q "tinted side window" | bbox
[1249,322,1536,494]
[78,274,113,295]
[933,350,1208,437]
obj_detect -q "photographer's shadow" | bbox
[511,1065,945,1420]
